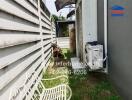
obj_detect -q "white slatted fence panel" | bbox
[0,0,39,24]
[0,0,55,99]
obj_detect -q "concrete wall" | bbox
[0,0,55,100]
[82,0,97,43]
[76,0,97,61]
[108,0,132,99]
[82,0,98,62]
[97,0,104,45]
[97,0,132,99]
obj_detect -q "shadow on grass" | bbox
[69,72,122,100]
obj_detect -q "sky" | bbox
[45,0,72,17]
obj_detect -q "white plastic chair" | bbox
[32,75,72,100]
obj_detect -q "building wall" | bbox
[108,0,132,99]
[76,0,97,61]
[82,0,97,43]
[97,0,132,99]
[76,0,132,99]
[0,0,55,100]
[97,0,104,45]
[82,0,98,62]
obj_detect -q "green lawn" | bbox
[69,73,122,100]
[43,66,122,100]
[42,48,122,100]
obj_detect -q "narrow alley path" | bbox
[43,49,121,100]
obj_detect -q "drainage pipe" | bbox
[104,0,108,73]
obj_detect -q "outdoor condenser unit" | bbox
[85,43,103,70]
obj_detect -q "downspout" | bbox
[75,5,79,57]
[104,0,108,73]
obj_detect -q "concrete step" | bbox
[71,57,84,69]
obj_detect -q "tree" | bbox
[51,14,66,23]
[51,14,59,23]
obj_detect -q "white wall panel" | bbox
[82,0,97,43]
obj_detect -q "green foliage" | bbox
[59,16,66,21]
[51,14,59,22]
[61,48,71,60]
[51,14,66,23]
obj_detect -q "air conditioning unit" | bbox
[85,43,103,70]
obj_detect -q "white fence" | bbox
[57,37,70,48]
[0,0,55,100]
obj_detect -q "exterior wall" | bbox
[108,0,132,99]
[97,0,132,99]
[82,0,97,62]
[0,0,55,100]
[76,0,132,99]
[97,0,104,45]
[82,0,97,43]
[76,0,97,61]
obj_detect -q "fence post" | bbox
[38,0,45,67]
